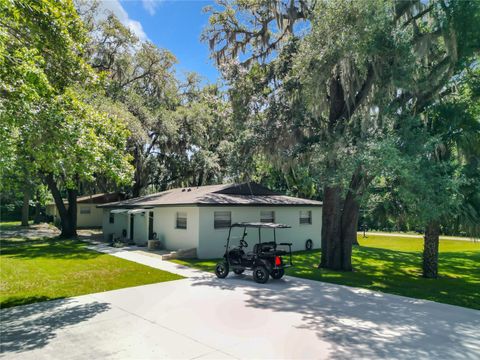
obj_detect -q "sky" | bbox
[98,0,219,84]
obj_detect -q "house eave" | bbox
[98,202,322,209]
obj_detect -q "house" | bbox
[98,183,323,259]
[46,193,125,228]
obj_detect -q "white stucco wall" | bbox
[152,206,199,252]
[197,206,322,259]
[102,209,129,241]
[77,204,104,228]
[100,205,321,258]
[47,203,103,228]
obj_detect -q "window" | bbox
[109,212,115,224]
[300,210,312,225]
[260,210,275,223]
[176,212,187,229]
[214,211,231,229]
[80,207,91,215]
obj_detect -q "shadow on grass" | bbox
[0,236,55,247]
[0,298,110,354]
[288,247,480,309]
[176,245,480,310]
[0,240,101,260]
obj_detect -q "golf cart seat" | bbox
[228,248,245,258]
[253,242,275,254]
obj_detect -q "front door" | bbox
[130,214,134,241]
[148,211,154,239]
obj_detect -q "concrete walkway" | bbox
[1,246,479,360]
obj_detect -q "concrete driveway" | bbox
[1,248,479,360]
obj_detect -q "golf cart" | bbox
[215,222,293,284]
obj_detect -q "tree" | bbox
[1,0,133,237]
[86,13,180,196]
[390,66,480,278]
[205,0,480,271]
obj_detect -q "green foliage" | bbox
[27,88,133,187]
[367,64,480,235]
[0,0,133,217]
[84,12,234,195]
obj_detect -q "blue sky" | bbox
[101,0,219,84]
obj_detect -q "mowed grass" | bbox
[0,239,183,308]
[173,234,480,310]
[0,221,31,230]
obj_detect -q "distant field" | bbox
[174,234,480,310]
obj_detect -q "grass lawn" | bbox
[173,234,480,310]
[0,221,31,230]
[0,238,184,308]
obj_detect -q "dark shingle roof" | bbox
[98,183,322,209]
[48,192,125,205]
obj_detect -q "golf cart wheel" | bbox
[215,262,229,279]
[271,269,285,279]
[253,266,269,284]
[233,269,244,275]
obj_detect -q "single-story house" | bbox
[46,193,125,228]
[98,183,322,259]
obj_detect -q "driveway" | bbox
[1,247,479,360]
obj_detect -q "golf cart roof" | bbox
[230,222,291,229]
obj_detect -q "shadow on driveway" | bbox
[0,298,110,355]
[191,274,480,359]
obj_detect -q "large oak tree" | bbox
[204,0,479,271]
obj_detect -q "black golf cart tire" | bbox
[253,266,269,284]
[233,269,244,275]
[271,269,285,279]
[215,262,229,278]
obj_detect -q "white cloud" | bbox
[142,0,162,16]
[96,0,148,41]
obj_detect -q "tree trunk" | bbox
[423,221,440,278]
[33,189,42,224]
[319,67,376,271]
[339,193,359,271]
[320,185,343,269]
[319,72,350,270]
[131,180,142,198]
[197,170,204,187]
[341,169,365,249]
[33,201,41,224]
[66,188,77,236]
[44,173,77,238]
[132,144,148,197]
[21,189,30,226]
